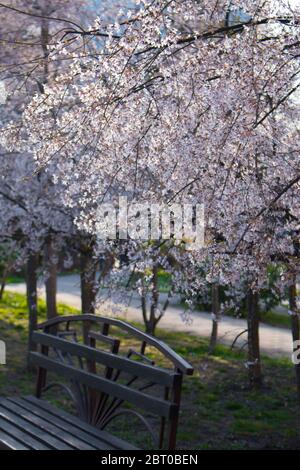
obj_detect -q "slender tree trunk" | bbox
[143,265,161,336]
[247,289,262,389]
[44,238,57,320]
[40,14,55,322]
[145,318,156,336]
[0,266,8,301]
[80,247,97,314]
[149,265,159,335]
[141,291,148,330]
[0,279,5,301]
[289,275,300,398]
[41,18,49,83]
[209,283,220,354]
[26,254,38,370]
[146,314,156,336]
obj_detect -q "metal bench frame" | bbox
[0,315,193,450]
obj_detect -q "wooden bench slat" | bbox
[0,415,50,450]
[23,396,139,450]
[8,397,114,451]
[0,429,30,450]
[32,332,176,387]
[0,401,75,450]
[88,331,120,349]
[29,352,177,419]
[37,314,194,375]
[0,399,96,451]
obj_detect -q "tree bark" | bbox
[209,283,220,354]
[41,18,49,82]
[80,247,97,314]
[289,275,300,398]
[0,266,8,301]
[145,317,156,336]
[145,314,156,336]
[143,265,163,336]
[148,265,159,335]
[26,254,38,370]
[247,289,262,389]
[44,237,57,320]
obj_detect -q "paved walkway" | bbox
[6,275,293,358]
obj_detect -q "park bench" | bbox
[0,314,193,450]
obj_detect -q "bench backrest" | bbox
[30,315,193,450]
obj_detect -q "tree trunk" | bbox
[247,289,262,389]
[80,247,97,314]
[146,314,156,336]
[41,18,49,83]
[26,254,38,370]
[0,266,8,301]
[144,265,161,336]
[289,275,300,398]
[141,292,148,331]
[44,238,57,320]
[0,279,5,301]
[209,283,220,354]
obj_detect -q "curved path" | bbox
[6,274,293,359]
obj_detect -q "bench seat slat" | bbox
[0,401,74,450]
[0,396,139,450]
[23,396,139,450]
[0,429,30,450]
[8,397,114,451]
[30,352,177,419]
[0,399,96,450]
[0,415,49,450]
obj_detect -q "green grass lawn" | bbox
[0,291,300,449]
[260,310,290,329]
